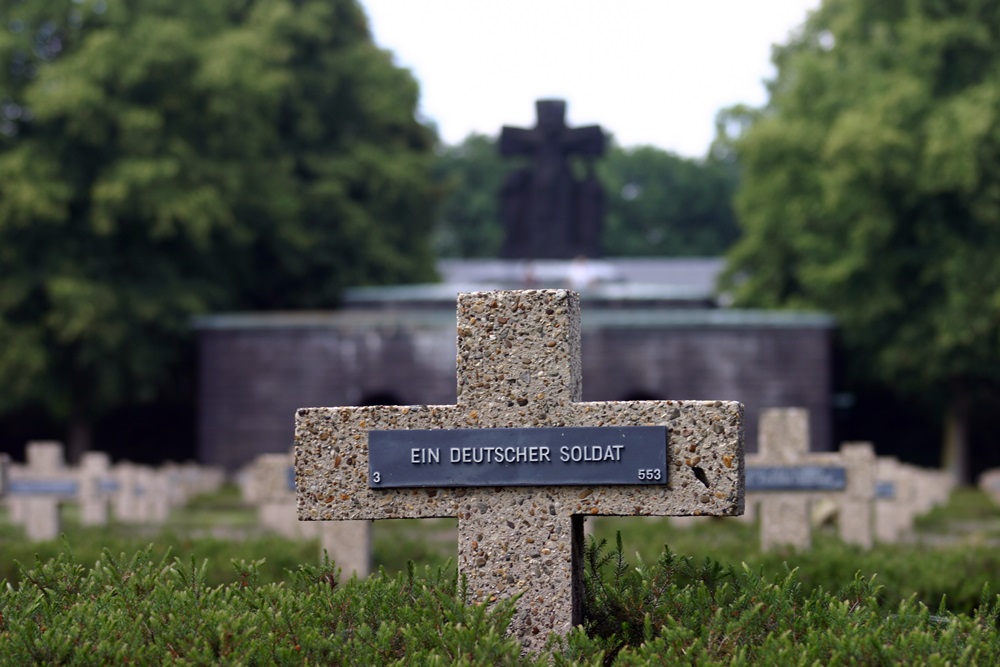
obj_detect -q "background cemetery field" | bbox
[3,484,1000,617]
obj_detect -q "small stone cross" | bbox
[295,290,744,652]
[7,441,73,541]
[749,409,875,550]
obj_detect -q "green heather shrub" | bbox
[2,539,999,665]
[593,515,1000,617]
[0,548,526,666]
[3,488,999,664]
[0,533,319,589]
[565,534,1000,666]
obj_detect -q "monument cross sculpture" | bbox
[295,289,744,652]
[499,100,605,259]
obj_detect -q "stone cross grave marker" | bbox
[979,468,1000,507]
[7,444,123,539]
[78,451,116,526]
[244,452,371,579]
[6,441,72,541]
[111,462,170,524]
[874,456,918,543]
[747,408,875,550]
[0,452,9,496]
[295,289,744,652]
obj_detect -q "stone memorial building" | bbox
[196,257,835,470]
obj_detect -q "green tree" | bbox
[600,144,739,257]
[431,133,506,257]
[722,0,1000,481]
[0,0,437,459]
[432,134,739,258]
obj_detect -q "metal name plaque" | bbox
[876,481,896,499]
[8,479,80,496]
[368,425,668,489]
[746,466,847,492]
[98,479,121,493]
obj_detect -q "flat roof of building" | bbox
[194,307,834,331]
[194,257,834,331]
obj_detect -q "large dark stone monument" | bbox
[499,99,605,259]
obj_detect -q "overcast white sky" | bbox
[361,1,821,158]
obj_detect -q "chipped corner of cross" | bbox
[691,398,746,518]
[723,399,747,516]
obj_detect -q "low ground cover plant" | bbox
[3,487,1000,663]
[593,488,1000,617]
[1,537,998,665]
[570,534,1000,665]
[0,547,522,665]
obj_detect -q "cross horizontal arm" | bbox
[499,126,539,156]
[295,399,743,522]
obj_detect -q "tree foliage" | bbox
[722,0,1000,474]
[432,134,739,258]
[599,145,738,257]
[0,0,438,453]
[430,133,507,258]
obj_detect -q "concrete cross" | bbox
[7,441,73,541]
[295,289,744,652]
[749,408,875,550]
[245,452,371,579]
[875,456,917,543]
[7,443,121,539]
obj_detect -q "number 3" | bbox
[372,472,381,483]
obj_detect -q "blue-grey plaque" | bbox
[746,466,846,492]
[368,425,668,489]
[876,481,896,499]
[98,479,121,493]
[8,479,79,496]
